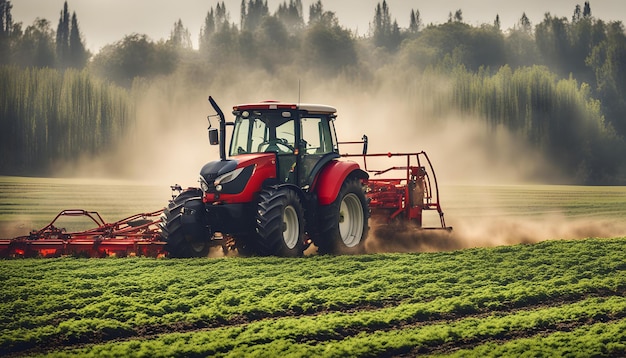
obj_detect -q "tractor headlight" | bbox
[209,165,255,194]
[199,176,210,192]
[214,167,245,190]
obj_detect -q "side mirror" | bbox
[208,128,219,145]
[362,134,368,155]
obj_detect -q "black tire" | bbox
[316,178,369,254]
[161,189,211,258]
[255,187,305,257]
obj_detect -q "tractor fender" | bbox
[264,182,306,201]
[313,160,368,205]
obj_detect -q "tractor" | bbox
[160,97,370,257]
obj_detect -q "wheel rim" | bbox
[282,205,299,249]
[338,193,364,247]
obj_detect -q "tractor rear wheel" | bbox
[161,189,211,258]
[317,178,369,254]
[255,187,305,257]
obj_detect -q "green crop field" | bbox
[2,177,626,356]
[1,237,626,357]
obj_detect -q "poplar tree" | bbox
[308,0,337,28]
[276,0,303,31]
[583,1,591,17]
[409,9,421,33]
[169,19,192,49]
[0,0,11,34]
[199,8,215,53]
[572,5,582,23]
[519,12,532,33]
[308,0,323,25]
[56,1,70,67]
[68,12,88,68]
[372,1,401,50]
[242,0,268,32]
[0,0,13,64]
[56,2,88,69]
[215,1,228,28]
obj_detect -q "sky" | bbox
[11,0,626,54]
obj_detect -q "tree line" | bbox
[0,0,625,183]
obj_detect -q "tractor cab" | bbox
[230,102,339,188]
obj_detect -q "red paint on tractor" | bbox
[313,160,366,206]
[203,153,277,204]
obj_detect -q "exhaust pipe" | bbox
[208,96,227,161]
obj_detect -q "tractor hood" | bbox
[200,159,238,181]
[199,153,275,179]
[199,153,277,197]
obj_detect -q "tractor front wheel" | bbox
[255,188,305,257]
[161,189,211,258]
[317,178,369,254]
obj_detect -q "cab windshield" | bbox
[229,112,296,156]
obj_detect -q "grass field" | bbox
[1,238,625,357]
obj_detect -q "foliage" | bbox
[401,21,506,71]
[11,17,56,68]
[1,1,626,183]
[1,238,625,356]
[8,0,89,70]
[0,0,13,64]
[371,0,402,50]
[241,0,269,32]
[0,65,133,175]
[450,65,623,183]
[167,19,192,50]
[89,34,178,87]
[276,0,304,32]
[303,22,357,75]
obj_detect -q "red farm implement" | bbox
[0,209,165,258]
[340,136,451,232]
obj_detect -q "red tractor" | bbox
[160,97,450,258]
[161,97,369,257]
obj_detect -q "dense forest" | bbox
[0,0,625,184]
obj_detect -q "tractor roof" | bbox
[233,101,337,115]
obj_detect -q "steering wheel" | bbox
[275,138,295,151]
[265,138,294,153]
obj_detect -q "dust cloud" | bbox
[61,65,554,187]
[364,216,626,254]
[53,63,625,252]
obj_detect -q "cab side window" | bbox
[276,120,295,150]
[301,117,333,154]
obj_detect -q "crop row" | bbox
[37,296,626,357]
[1,237,625,355]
